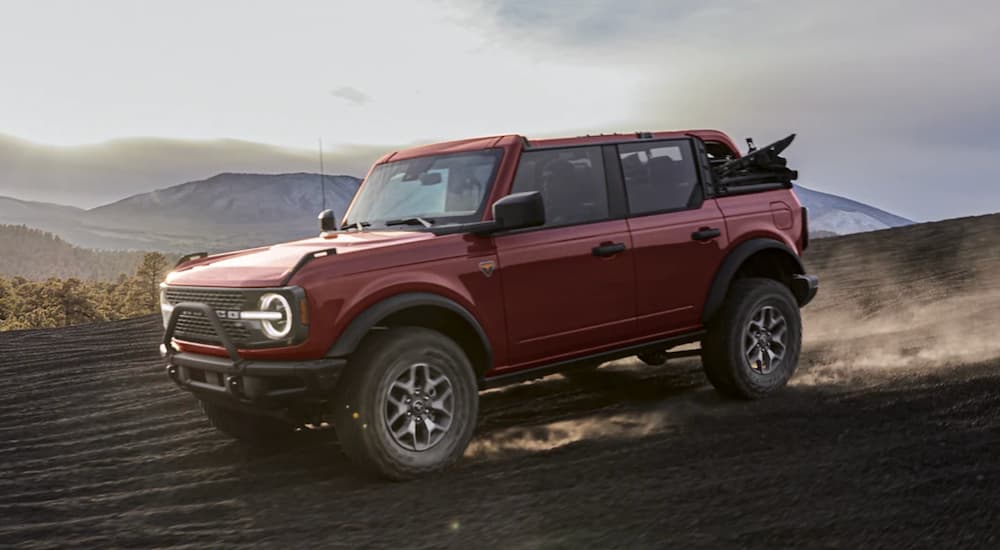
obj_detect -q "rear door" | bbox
[618,139,729,336]
[493,145,636,368]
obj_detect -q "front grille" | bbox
[165,288,246,311]
[173,313,251,344]
[165,287,251,345]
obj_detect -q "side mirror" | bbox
[318,209,337,232]
[491,191,545,231]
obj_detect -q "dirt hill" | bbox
[2,213,999,548]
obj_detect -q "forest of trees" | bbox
[0,224,156,280]
[0,251,170,331]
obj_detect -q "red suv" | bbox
[160,129,817,479]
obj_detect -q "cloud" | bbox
[448,0,1000,220]
[477,0,710,49]
[330,86,371,106]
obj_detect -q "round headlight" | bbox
[259,293,292,339]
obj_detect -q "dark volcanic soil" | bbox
[3,214,1000,549]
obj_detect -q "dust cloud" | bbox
[795,263,1000,387]
[466,408,675,459]
[466,287,1000,459]
[468,221,1000,458]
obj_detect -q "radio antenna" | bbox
[318,138,326,211]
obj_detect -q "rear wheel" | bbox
[332,327,479,480]
[701,277,802,399]
[200,401,294,446]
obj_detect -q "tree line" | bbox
[0,252,169,331]
[0,224,152,280]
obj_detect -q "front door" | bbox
[494,145,636,368]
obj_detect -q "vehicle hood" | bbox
[165,230,434,288]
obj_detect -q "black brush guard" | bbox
[162,302,345,407]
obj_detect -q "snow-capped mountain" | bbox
[794,185,913,237]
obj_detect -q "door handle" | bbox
[691,227,721,241]
[592,242,627,257]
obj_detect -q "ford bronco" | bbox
[160,129,818,479]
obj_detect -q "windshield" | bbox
[344,149,502,228]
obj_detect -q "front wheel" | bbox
[701,277,802,399]
[332,327,479,480]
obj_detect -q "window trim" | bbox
[615,138,707,219]
[521,135,662,152]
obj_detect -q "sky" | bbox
[1,0,998,220]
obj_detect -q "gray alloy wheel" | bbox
[333,326,478,480]
[701,277,802,399]
[384,362,455,452]
[741,305,788,375]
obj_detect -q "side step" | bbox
[480,332,705,390]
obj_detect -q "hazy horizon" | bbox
[2,0,999,221]
[0,132,913,226]
[0,132,383,208]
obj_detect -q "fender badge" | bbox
[478,260,496,278]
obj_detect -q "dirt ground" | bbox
[2,213,1000,549]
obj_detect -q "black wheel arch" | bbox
[325,292,494,376]
[702,238,810,324]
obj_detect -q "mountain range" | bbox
[0,173,361,251]
[0,173,910,253]
[0,133,380,208]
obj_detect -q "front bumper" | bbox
[162,302,345,408]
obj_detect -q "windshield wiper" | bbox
[385,217,434,228]
[342,221,370,231]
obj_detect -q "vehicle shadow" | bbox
[206,359,713,484]
[204,352,853,486]
[475,358,712,434]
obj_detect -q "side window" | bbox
[510,146,608,227]
[618,140,700,215]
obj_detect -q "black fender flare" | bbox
[325,292,493,369]
[701,238,806,323]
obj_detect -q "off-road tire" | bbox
[200,400,294,446]
[332,326,479,480]
[701,277,802,399]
